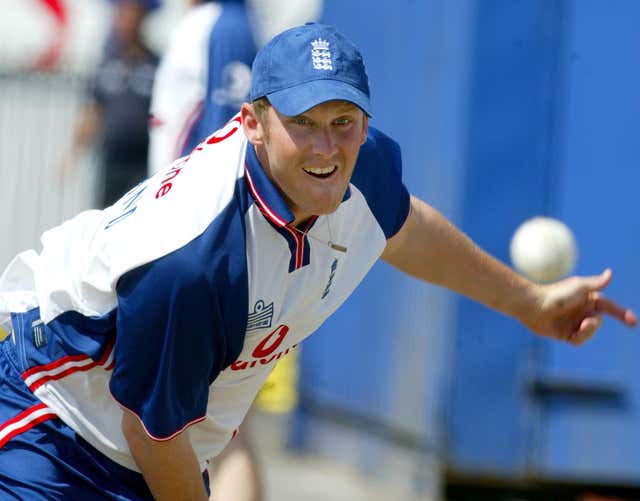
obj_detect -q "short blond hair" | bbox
[252,97,270,126]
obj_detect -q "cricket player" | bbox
[148,0,257,176]
[0,23,636,500]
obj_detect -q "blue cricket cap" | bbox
[250,23,371,117]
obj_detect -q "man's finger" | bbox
[571,316,603,345]
[594,296,638,326]
[625,309,638,326]
[582,268,612,293]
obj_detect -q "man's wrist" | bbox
[509,278,544,331]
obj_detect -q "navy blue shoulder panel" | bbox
[350,126,411,239]
[110,181,249,439]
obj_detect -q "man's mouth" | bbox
[303,166,337,179]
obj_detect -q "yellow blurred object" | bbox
[0,325,7,342]
[255,350,299,414]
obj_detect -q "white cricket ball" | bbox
[509,216,578,283]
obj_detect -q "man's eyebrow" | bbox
[334,104,359,113]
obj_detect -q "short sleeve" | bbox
[110,254,227,440]
[350,127,411,238]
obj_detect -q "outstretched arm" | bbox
[381,195,637,344]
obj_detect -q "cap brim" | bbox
[267,79,371,117]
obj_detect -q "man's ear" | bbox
[360,114,369,146]
[241,103,265,146]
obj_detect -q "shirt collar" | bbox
[244,143,295,227]
[244,144,352,228]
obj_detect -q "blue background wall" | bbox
[533,0,640,482]
[294,0,640,489]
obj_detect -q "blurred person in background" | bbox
[148,0,257,176]
[148,2,261,500]
[61,0,159,208]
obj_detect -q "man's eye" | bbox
[335,118,351,126]
[294,118,310,126]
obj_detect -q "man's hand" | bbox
[522,269,637,345]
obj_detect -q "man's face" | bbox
[254,100,368,225]
[113,1,145,46]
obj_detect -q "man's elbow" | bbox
[121,410,153,453]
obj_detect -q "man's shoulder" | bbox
[101,125,250,277]
[362,126,400,154]
[354,126,402,178]
[349,126,409,239]
[178,3,225,37]
[163,3,224,61]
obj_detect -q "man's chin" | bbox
[296,190,347,218]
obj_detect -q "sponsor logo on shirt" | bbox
[155,158,187,200]
[229,324,296,371]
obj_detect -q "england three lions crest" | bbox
[247,300,274,332]
[311,38,332,71]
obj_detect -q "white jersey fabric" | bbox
[148,1,256,176]
[0,115,410,472]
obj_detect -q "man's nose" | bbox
[312,127,338,157]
